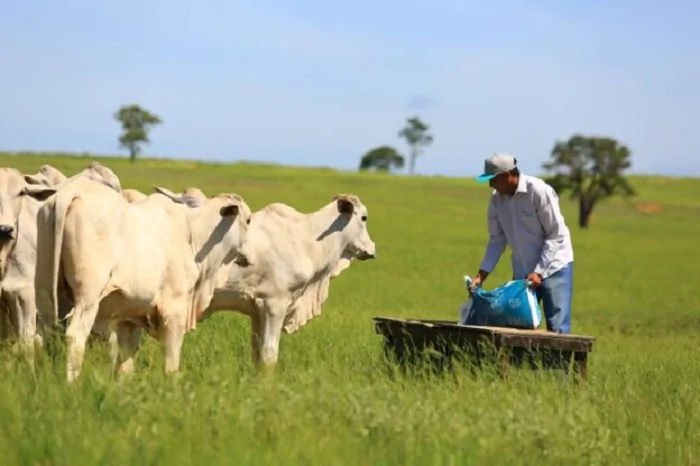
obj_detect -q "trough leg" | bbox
[573,351,588,385]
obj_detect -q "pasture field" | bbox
[1,151,699,465]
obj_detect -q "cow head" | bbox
[23,164,68,187]
[333,194,377,261]
[0,167,59,267]
[156,186,254,268]
[74,162,122,192]
[215,193,253,267]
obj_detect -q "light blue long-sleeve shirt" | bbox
[479,174,574,280]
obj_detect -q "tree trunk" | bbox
[578,197,594,229]
[129,147,137,163]
[408,147,417,175]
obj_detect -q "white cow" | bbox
[0,162,124,360]
[89,187,207,354]
[153,187,360,335]
[95,189,367,372]
[198,193,377,369]
[33,177,253,382]
[0,166,64,342]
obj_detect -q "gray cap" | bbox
[476,153,517,182]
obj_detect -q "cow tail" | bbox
[50,192,76,324]
[35,191,76,341]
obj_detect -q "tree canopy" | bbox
[398,116,433,175]
[114,104,163,163]
[358,146,405,172]
[542,134,635,229]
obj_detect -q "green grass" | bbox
[1,151,699,465]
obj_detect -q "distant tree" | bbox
[542,134,635,229]
[358,146,405,172]
[398,116,434,175]
[113,104,163,163]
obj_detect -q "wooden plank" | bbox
[373,316,596,353]
[374,316,595,341]
[372,316,595,382]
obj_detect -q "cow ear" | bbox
[24,174,49,186]
[334,194,354,215]
[220,203,240,218]
[153,186,185,204]
[21,184,57,201]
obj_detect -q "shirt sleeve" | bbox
[479,195,508,273]
[533,185,568,278]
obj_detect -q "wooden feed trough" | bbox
[373,317,596,382]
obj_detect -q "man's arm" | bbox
[533,185,568,279]
[477,195,508,282]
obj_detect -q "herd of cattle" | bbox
[0,161,377,383]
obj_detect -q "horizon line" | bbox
[1,148,697,181]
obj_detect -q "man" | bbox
[469,153,574,333]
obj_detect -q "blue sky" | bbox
[1,0,698,177]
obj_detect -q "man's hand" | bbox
[468,276,481,296]
[468,270,489,296]
[526,272,543,289]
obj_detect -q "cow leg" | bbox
[35,293,69,360]
[249,312,262,365]
[107,330,118,372]
[115,322,142,376]
[13,290,38,366]
[159,311,187,374]
[35,307,59,357]
[5,292,35,364]
[2,295,19,344]
[0,300,12,341]
[64,300,101,384]
[258,299,288,369]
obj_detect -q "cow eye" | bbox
[361,215,367,222]
[246,217,251,225]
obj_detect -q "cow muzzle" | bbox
[356,250,376,261]
[234,253,251,267]
[0,224,15,242]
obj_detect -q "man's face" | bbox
[488,172,512,194]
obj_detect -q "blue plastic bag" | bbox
[458,276,543,329]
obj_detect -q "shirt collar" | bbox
[515,174,528,194]
[492,174,529,197]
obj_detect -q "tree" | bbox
[542,134,635,229]
[398,116,433,175]
[113,104,163,163]
[358,146,405,172]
